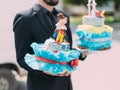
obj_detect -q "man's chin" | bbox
[43,0,59,6]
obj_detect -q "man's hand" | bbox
[75,47,88,57]
[81,49,88,57]
[74,47,88,60]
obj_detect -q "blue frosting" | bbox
[25,54,74,75]
[24,42,80,75]
[31,42,80,62]
[76,30,112,50]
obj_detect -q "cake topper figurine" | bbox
[87,0,106,18]
[87,0,97,18]
[52,13,68,44]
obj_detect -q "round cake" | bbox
[24,13,80,75]
[76,0,113,50]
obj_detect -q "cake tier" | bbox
[77,25,113,34]
[24,42,80,75]
[76,25,113,50]
[44,38,70,52]
[82,16,105,26]
[30,42,80,62]
[48,42,70,52]
[25,54,77,75]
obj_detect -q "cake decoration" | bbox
[24,13,80,75]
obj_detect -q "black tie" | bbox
[48,12,57,30]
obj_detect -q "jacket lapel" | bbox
[32,4,54,36]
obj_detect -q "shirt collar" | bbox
[34,3,58,15]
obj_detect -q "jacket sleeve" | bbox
[13,14,34,72]
[78,50,87,61]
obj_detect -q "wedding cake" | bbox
[76,0,113,50]
[25,13,80,75]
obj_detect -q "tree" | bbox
[114,0,120,10]
[63,0,110,6]
[63,0,120,10]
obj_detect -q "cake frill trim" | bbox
[24,53,79,75]
[77,25,113,34]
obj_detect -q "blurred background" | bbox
[0,0,120,90]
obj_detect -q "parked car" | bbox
[0,59,27,90]
[0,23,27,90]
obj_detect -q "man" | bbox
[13,0,87,90]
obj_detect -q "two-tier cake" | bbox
[76,0,113,50]
[24,13,80,75]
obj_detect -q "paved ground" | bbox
[16,22,120,90]
[72,41,120,90]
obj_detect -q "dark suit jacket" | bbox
[13,4,86,90]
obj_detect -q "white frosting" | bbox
[48,42,61,52]
[82,16,105,26]
[83,0,105,27]
[44,38,55,49]
[48,42,70,52]
[44,38,70,52]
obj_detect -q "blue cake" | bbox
[25,41,80,75]
[76,25,113,50]
[76,0,113,51]
[24,13,80,75]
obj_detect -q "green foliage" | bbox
[70,16,120,24]
[63,0,87,5]
[63,0,111,6]
[114,0,120,3]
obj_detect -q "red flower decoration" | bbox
[69,59,79,69]
[95,10,103,18]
